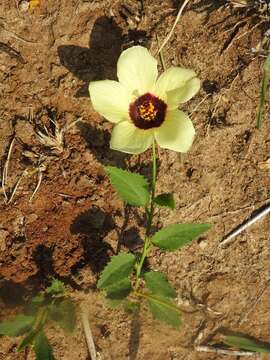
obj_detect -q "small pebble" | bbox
[0,229,9,251]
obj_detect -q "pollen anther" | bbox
[129,92,167,130]
[139,101,158,121]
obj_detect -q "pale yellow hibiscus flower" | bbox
[89,46,200,154]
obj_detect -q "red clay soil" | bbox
[1,0,270,359]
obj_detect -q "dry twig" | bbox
[219,203,270,247]
[195,345,257,357]
[156,0,190,55]
[81,306,97,360]
[2,137,16,203]
[29,165,46,202]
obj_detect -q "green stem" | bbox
[135,141,157,290]
[33,306,48,331]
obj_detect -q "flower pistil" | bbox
[129,93,167,130]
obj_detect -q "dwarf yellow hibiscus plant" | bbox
[89,46,211,327]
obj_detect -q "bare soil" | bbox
[1,0,270,359]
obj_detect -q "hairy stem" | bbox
[135,141,157,290]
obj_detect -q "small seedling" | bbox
[224,335,270,354]
[0,279,76,360]
[256,53,270,129]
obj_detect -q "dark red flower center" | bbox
[129,93,167,130]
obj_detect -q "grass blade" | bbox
[256,54,270,129]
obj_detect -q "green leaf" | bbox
[154,193,175,210]
[144,271,176,298]
[32,295,46,306]
[105,278,132,300]
[34,330,57,360]
[224,335,270,354]
[152,223,211,251]
[46,279,65,296]
[97,253,136,289]
[105,166,150,206]
[17,329,38,351]
[147,295,181,328]
[0,314,35,337]
[27,295,46,315]
[49,299,76,333]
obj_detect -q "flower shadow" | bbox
[57,16,123,97]
[188,0,228,26]
[76,120,130,168]
[0,280,29,308]
[189,0,226,14]
[32,245,55,279]
[70,207,115,275]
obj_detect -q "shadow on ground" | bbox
[70,206,115,274]
[58,16,123,97]
[76,120,130,168]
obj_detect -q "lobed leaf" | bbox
[0,314,35,337]
[144,271,176,299]
[147,295,181,328]
[34,330,57,360]
[224,335,270,354]
[97,253,136,289]
[153,193,175,210]
[152,223,211,251]
[105,166,150,206]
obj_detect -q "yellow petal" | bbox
[167,78,200,109]
[154,110,195,152]
[110,121,153,154]
[117,46,158,95]
[154,67,200,108]
[89,80,131,123]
